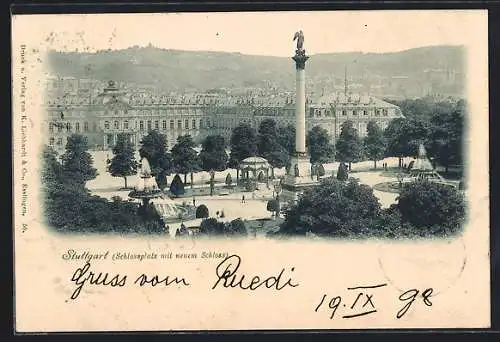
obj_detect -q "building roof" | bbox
[314,93,399,108]
[240,156,270,169]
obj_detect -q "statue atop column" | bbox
[293,30,305,52]
[292,30,308,69]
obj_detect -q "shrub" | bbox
[199,218,225,236]
[169,174,185,197]
[225,173,232,187]
[195,204,209,218]
[317,164,326,177]
[245,181,257,192]
[226,218,247,236]
[336,162,348,181]
[267,199,279,213]
[279,178,381,237]
[397,180,466,236]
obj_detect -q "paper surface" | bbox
[12,10,490,332]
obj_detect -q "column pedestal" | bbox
[281,153,318,203]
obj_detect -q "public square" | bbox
[86,150,413,238]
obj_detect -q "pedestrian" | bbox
[241,194,245,203]
[180,222,187,236]
[192,196,196,207]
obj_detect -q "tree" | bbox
[336,162,348,181]
[225,173,232,187]
[427,107,464,173]
[278,124,296,155]
[199,218,225,236]
[195,204,209,218]
[279,178,381,237]
[139,130,172,189]
[228,123,258,168]
[60,134,98,184]
[109,133,138,189]
[171,134,201,187]
[364,121,386,169]
[199,134,228,172]
[169,174,185,197]
[267,199,280,218]
[258,119,289,177]
[225,218,247,236]
[335,121,362,170]
[41,145,63,186]
[42,143,164,235]
[316,164,325,177]
[397,180,466,236]
[306,126,335,164]
[384,117,429,168]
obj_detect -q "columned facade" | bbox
[42,80,403,155]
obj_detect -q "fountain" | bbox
[373,143,453,193]
[408,143,444,181]
[128,157,163,206]
[128,157,194,223]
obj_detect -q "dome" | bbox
[241,156,269,165]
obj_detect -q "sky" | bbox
[14,10,486,57]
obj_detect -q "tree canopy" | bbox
[306,125,335,164]
[41,144,163,234]
[199,134,228,171]
[384,117,429,160]
[171,134,201,184]
[109,133,138,188]
[364,121,386,169]
[139,130,172,189]
[257,119,289,170]
[397,180,465,236]
[335,121,362,168]
[60,134,98,184]
[228,123,258,168]
[427,107,464,171]
[277,124,296,155]
[280,178,381,237]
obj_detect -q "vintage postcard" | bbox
[12,10,489,332]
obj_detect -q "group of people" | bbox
[165,222,189,237]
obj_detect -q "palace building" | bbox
[43,80,403,152]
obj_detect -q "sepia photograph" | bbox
[12,10,489,332]
[41,16,466,240]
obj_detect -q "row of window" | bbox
[48,121,97,133]
[104,109,128,115]
[104,118,204,131]
[104,108,205,115]
[49,136,65,146]
[310,108,390,117]
[253,108,295,116]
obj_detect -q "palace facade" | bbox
[43,79,403,152]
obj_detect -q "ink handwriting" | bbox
[211,254,299,291]
[314,284,434,320]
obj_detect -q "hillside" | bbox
[47,45,466,98]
